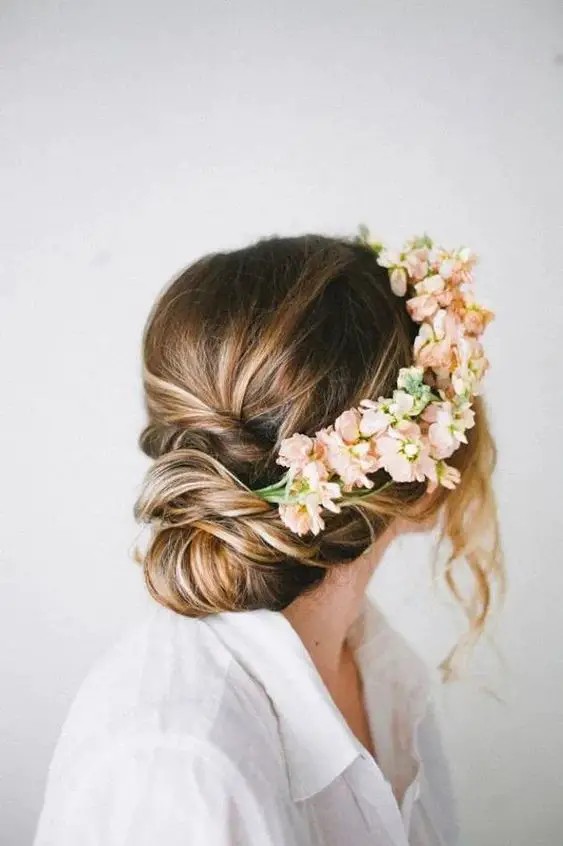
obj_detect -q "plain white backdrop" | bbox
[1,1,562,844]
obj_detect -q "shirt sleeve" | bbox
[33,736,292,846]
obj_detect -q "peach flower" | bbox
[422,399,475,459]
[280,460,342,536]
[316,428,380,492]
[403,247,429,282]
[376,249,409,296]
[359,390,414,436]
[426,460,462,493]
[277,433,318,470]
[334,408,362,443]
[358,399,392,437]
[376,424,436,483]
[407,273,455,322]
[453,290,494,337]
[451,337,489,396]
[413,309,459,370]
[440,247,477,286]
[278,503,321,536]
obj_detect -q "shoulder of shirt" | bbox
[49,603,286,785]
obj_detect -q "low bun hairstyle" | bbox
[134,234,504,677]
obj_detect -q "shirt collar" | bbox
[348,594,432,704]
[203,593,428,803]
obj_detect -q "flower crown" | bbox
[252,231,494,537]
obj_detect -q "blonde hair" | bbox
[134,234,504,678]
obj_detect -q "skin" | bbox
[280,507,437,760]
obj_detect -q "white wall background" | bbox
[1,1,562,844]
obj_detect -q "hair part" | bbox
[133,234,504,679]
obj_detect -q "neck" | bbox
[280,524,395,681]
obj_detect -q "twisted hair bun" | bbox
[134,235,502,673]
[134,443,324,614]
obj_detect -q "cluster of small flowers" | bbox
[255,234,494,536]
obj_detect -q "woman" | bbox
[34,232,503,845]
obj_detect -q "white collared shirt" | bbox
[33,595,459,845]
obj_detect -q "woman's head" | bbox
[134,234,503,675]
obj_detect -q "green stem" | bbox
[255,477,394,506]
[347,479,394,499]
[252,471,291,496]
[258,491,294,504]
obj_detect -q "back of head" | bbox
[134,234,502,673]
